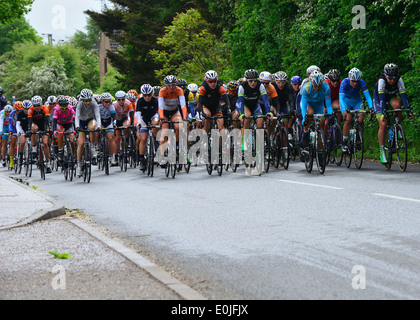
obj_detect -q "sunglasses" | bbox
[248,79,258,83]
[292,83,301,86]
[83,99,91,102]
[102,100,111,104]
[386,76,396,80]
[207,80,217,84]
[59,106,68,109]
[117,98,125,101]
[261,81,270,85]
[166,84,177,87]
[143,94,152,97]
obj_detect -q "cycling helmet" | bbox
[4,105,13,112]
[306,65,320,76]
[93,94,101,104]
[309,70,324,86]
[348,68,362,81]
[115,90,126,99]
[22,100,32,109]
[164,75,177,84]
[46,96,57,104]
[80,88,93,100]
[14,101,23,111]
[69,97,78,106]
[31,95,43,106]
[227,80,239,91]
[177,78,188,88]
[273,71,288,81]
[126,93,136,101]
[244,69,259,79]
[384,63,399,78]
[0,87,3,94]
[291,76,302,84]
[57,95,69,106]
[204,70,218,81]
[128,89,138,97]
[327,69,341,81]
[100,93,112,101]
[238,77,246,86]
[153,86,161,95]
[259,71,272,82]
[140,84,154,95]
[187,83,198,92]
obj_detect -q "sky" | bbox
[25,0,104,43]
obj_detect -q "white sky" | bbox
[25,0,104,43]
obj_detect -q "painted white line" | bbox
[373,193,420,204]
[70,219,207,300]
[277,179,344,190]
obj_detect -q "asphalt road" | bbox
[5,158,420,300]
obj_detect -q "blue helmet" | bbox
[291,76,302,84]
[140,84,154,95]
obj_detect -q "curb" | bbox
[70,218,207,301]
[0,175,66,230]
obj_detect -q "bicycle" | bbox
[242,114,270,175]
[58,130,76,181]
[97,128,110,176]
[141,123,159,177]
[76,129,99,183]
[224,117,241,173]
[32,131,47,180]
[115,126,132,172]
[289,111,303,162]
[302,114,327,174]
[203,115,230,176]
[325,109,343,166]
[159,120,184,179]
[383,108,411,172]
[273,114,289,170]
[342,109,368,169]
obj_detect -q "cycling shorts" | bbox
[2,125,9,140]
[342,97,363,111]
[245,104,263,116]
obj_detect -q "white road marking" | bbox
[373,193,420,204]
[277,179,344,190]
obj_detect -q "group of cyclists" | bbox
[0,62,414,179]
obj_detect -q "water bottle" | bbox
[310,131,315,144]
[388,128,393,141]
[349,129,355,139]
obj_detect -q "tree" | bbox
[0,0,34,23]
[149,9,229,84]
[86,0,193,87]
[0,17,41,56]
[69,17,101,51]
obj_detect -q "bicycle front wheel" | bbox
[353,125,364,169]
[315,128,326,174]
[395,124,407,172]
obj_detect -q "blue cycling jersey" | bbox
[339,78,373,112]
[301,82,332,120]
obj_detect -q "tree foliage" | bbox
[0,0,34,24]
[149,9,229,84]
[0,17,41,56]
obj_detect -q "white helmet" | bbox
[306,65,320,76]
[140,84,154,95]
[187,83,198,92]
[259,71,272,82]
[80,88,93,100]
[204,70,218,81]
[46,96,57,104]
[273,71,287,81]
[31,95,43,106]
[115,90,126,99]
[100,93,112,101]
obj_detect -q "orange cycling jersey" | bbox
[113,99,134,121]
[265,84,278,99]
[158,86,187,119]
[28,105,50,122]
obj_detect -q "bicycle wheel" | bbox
[343,139,352,168]
[63,144,69,181]
[315,128,326,174]
[103,137,109,175]
[277,126,289,169]
[333,125,343,166]
[39,144,45,180]
[25,143,32,177]
[217,137,223,176]
[84,143,92,183]
[206,135,212,175]
[353,125,364,169]
[304,143,313,173]
[395,124,407,172]
[147,135,155,176]
[263,129,270,173]
[68,142,74,182]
